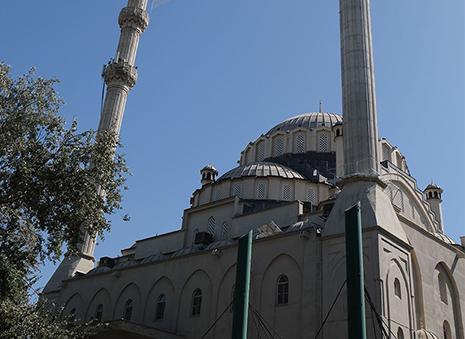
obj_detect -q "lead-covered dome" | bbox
[218,162,306,181]
[266,112,342,135]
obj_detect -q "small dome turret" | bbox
[424,181,445,233]
[200,164,218,186]
[424,182,443,201]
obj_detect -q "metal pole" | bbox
[232,230,252,339]
[345,202,367,339]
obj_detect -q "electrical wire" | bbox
[199,299,234,339]
[249,304,265,339]
[364,286,399,339]
[312,279,348,339]
[249,302,284,339]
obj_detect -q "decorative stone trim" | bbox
[119,6,149,32]
[104,61,138,88]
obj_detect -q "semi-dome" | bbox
[266,112,342,135]
[218,162,306,181]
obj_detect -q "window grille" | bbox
[222,222,229,238]
[276,275,289,305]
[199,192,205,205]
[94,304,103,322]
[318,132,329,152]
[382,144,390,161]
[274,137,283,157]
[438,273,447,304]
[192,289,202,316]
[155,294,166,320]
[207,217,215,235]
[213,187,221,201]
[246,149,252,163]
[233,184,242,198]
[257,142,266,162]
[409,200,415,219]
[124,299,133,320]
[307,188,316,204]
[295,133,305,153]
[391,189,404,211]
[257,183,267,199]
[282,184,291,201]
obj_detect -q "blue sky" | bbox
[1,0,464,291]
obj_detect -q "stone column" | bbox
[340,0,380,175]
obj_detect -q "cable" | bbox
[249,304,264,339]
[312,279,347,339]
[199,299,234,339]
[249,302,284,339]
[364,286,399,339]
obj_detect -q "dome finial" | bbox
[319,100,322,113]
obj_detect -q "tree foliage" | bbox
[0,63,129,337]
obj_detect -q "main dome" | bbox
[266,112,342,135]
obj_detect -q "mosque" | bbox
[42,0,465,338]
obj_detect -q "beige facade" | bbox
[43,112,465,339]
[42,0,464,338]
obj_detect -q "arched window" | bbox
[307,187,316,204]
[245,149,252,163]
[443,321,451,339]
[394,278,402,299]
[221,222,229,239]
[233,184,242,198]
[213,187,221,201]
[193,228,199,243]
[295,133,306,153]
[274,136,284,157]
[382,144,390,161]
[391,189,404,211]
[192,289,202,316]
[282,184,291,201]
[68,308,76,322]
[257,183,267,199]
[318,132,329,152]
[94,304,103,322]
[155,294,166,320]
[276,275,289,305]
[124,299,133,320]
[438,273,447,304]
[207,217,215,235]
[409,200,415,219]
[397,328,404,339]
[336,128,341,137]
[257,142,266,162]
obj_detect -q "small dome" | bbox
[286,219,324,233]
[87,266,111,276]
[434,232,457,245]
[172,247,200,257]
[206,239,235,250]
[425,182,441,190]
[218,162,306,181]
[266,112,342,135]
[112,260,138,270]
[201,164,218,174]
[416,329,439,339]
[141,253,168,264]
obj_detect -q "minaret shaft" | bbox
[79,0,148,257]
[340,0,379,175]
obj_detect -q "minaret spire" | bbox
[340,0,380,175]
[43,0,150,294]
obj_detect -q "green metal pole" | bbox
[345,202,367,339]
[232,230,252,339]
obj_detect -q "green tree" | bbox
[0,63,129,337]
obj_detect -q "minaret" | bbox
[43,0,149,295]
[424,182,444,233]
[340,0,380,175]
